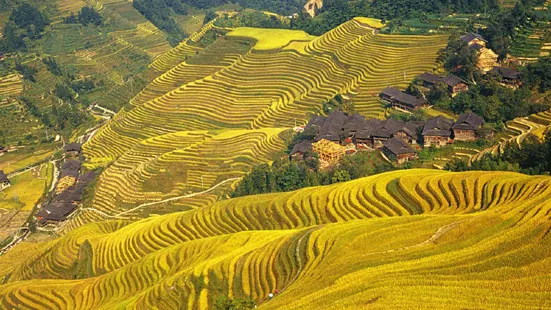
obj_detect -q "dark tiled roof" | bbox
[304,115,326,134]
[37,202,77,222]
[380,87,403,98]
[401,121,423,137]
[418,72,441,84]
[383,137,417,155]
[60,160,81,179]
[290,141,312,155]
[372,119,404,138]
[0,170,8,184]
[490,66,521,80]
[461,33,486,43]
[468,43,484,51]
[423,116,454,137]
[441,75,466,88]
[316,111,346,141]
[64,143,82,153]
[343,114,367,135]
[453,112,484,131]
[380,87,427,108]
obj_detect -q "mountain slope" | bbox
[74,19,447,231]
[1,169,550,309]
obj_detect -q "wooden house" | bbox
[460,33,487,48]
[0,171,10,191]
[382,137,418,164]
[64,143,82,157]
[315,111,346,142]
[380,87,427,112]
[290,141,313,161]
[418,73,468,96]
[304,0,323,17]
[394,121,423,145]
[441,75,469,96]
[452,112,484,142]
[489,66,522,88]
[370,118,404,149]
[422,116,454,148]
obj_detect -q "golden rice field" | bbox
[77,18,447,230]
[86,19,446,163]
[472,109,551,162]
[70,128,286,230]
[1,169,550,309]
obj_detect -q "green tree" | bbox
[332,169,351,183]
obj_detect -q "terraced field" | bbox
[1,170,550,309]
[86,19,446,163]
[77,19,446,229]
[64,128,287,232]
[0,74,23,106]
[471,109,551,161]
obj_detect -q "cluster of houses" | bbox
[382,67,522,114]
[380,33,522,114]
[0,171,10,192]
[1,148,12,192]
[292,110,485,164]
[36,143,87,226]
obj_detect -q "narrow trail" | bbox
[262,220,463,305]
[39,177,242,233]
[383,220,464,254]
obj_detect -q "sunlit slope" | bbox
[1,170,550,309]
[84,19,446,165]
[66,128,286,232]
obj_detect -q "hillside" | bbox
[75,19,447,230]
[0,169,550,308]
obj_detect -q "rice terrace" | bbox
[1,0,551,309]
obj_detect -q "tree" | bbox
[54,83,74,102]
[9,4,48,38]
[203,10,217,25]
[1,23,26,52]
[331,169,351,183]
[427,82,451,109]
[78,7,102,26]
[42,57,62,76]
[15,62,37,82]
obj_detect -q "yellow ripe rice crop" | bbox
[1,170,550,309]
[227,27,317,50]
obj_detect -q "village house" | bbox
[394,121,423,145]
[461,33,487,49]
[37,172,95,226]
[64,143,82,158]
[56,160,81,194]
[418,72,442,88]
[441,75,469,96]
[343,114,367,139]
[36,202,79,226]
[0,171,10,191]
[422,116,454,148]
[461,33,498,72]
[418,73,469,96]
[370,118,404,148]
[489,66,522,88]
[382,137,418,164]
[304,0,323,17]
[380,87,427,112]
[315,111,347,142]
[290,141,313,161]
[452,112,484,142]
